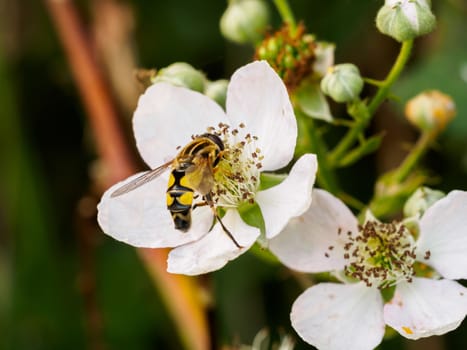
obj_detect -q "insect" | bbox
[110,133,242,248]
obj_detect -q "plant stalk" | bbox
[329,40,414,165]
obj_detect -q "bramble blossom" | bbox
[97,61,317,275]
[270,189,467,350]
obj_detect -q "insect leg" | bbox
[192,201,208,210]
[204,193,242,249]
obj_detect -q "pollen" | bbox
[206,123,261,208]
[423,250,431,260]
[343,220,416,289]
[402,326,414,335]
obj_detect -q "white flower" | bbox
[269,189,467,350]
[97,61,318,275]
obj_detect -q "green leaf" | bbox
[238,201,265,234]
[294,80,333,122]
[259,172,286,190]
[248,243,281,265]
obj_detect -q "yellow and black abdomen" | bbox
[166,169,194,232]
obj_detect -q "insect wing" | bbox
[184,157,215,195]
[110,160,173,197]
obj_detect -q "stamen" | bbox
[423,250,431,260]
[205,123,262,208]
[343,220,416,289]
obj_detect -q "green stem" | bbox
[296,109,364,210]
[273,0,296,32]
[328,40,414,165]
[363,78,385,87]
[392,132,434,183]
[338,192,365,211]
[297,109,340,194]
[367,132,433,218]
[367,40,413,115]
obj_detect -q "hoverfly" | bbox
[110,133,242,248]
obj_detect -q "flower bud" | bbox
[404,187,445,218]
[376,0,436,42]
[152,62,206,92]
[405,90,456,133]
[204,79,228,108]
[320,63,364,103]
[220,0,269,45]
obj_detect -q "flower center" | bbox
[255,23,317,90]
[208,123,262,208]
[343,220,416,289]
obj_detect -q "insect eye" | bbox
[179,161,194,170]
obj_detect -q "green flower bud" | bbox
[256,45,268,60]
[204,79,228,108]
[152,62,206,92]
[404,187,445,218]
[283,54,295,69]
[405,90,456,133]
[320,63,364,103]
[267,37,280,57]
[220,0,269,45]
[376,0,436,42]
[295,79,333,122]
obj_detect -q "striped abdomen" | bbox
[166,169,194,232]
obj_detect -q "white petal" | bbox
[97,172,213,247]
[384,278,467,340]
[226,61,297,171]
[269,189,358,272]
[400,1,420,30]
[291,283,385,350]
[133,82,227,168]
[256,154,317,239]
[167,210,260,275]
[416,190,467,279]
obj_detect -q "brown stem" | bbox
[44,1,210,349]
[139,249,210,350]
[45,0,135,183]
[75,196,106,350]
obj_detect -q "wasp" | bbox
[110,133,242,248]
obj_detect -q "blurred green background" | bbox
[1,0,467,349]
